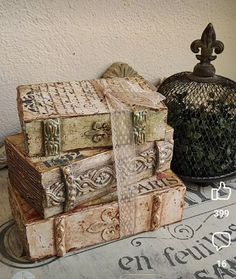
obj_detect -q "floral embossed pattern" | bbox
[128,149,156,174]
[45,182,65,207]
[84,121,112,143]
[86,208,120,241]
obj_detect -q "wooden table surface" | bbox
[0,168,236,279]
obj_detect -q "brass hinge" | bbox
[132,111,147,145]
[43,118,61,156]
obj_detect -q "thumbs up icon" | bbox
[211,182,232,201]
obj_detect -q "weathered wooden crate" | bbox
[9,169,186,261]
[6,126,173,218]
[17,77,168,157]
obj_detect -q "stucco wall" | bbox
[0,0,235,143]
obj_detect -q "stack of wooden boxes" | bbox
[6,76,186,261]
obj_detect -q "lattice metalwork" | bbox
[158,24,236,182]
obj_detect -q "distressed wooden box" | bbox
[17,77,168,157]
[6,126,173,218]
[9,170,186,261]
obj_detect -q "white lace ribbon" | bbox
[99,79,165,237]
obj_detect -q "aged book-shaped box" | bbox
[17,77,168,157]
[6,126,173,218]
[9,170,186,261]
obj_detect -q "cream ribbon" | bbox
[100,79,165,237]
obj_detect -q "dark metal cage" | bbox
[158,23,236,182]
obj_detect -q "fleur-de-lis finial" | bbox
[191,23,224,77]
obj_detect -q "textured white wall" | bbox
[0,0,236,143]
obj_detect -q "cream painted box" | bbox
[6,126,173,218]
[9,170,186,261]
[17,77,168,157]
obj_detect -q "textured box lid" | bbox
[17,77,166,123]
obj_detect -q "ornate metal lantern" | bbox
[158,23,236,182]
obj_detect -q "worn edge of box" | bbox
[6,125,174,218]
[9,171,186,260]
